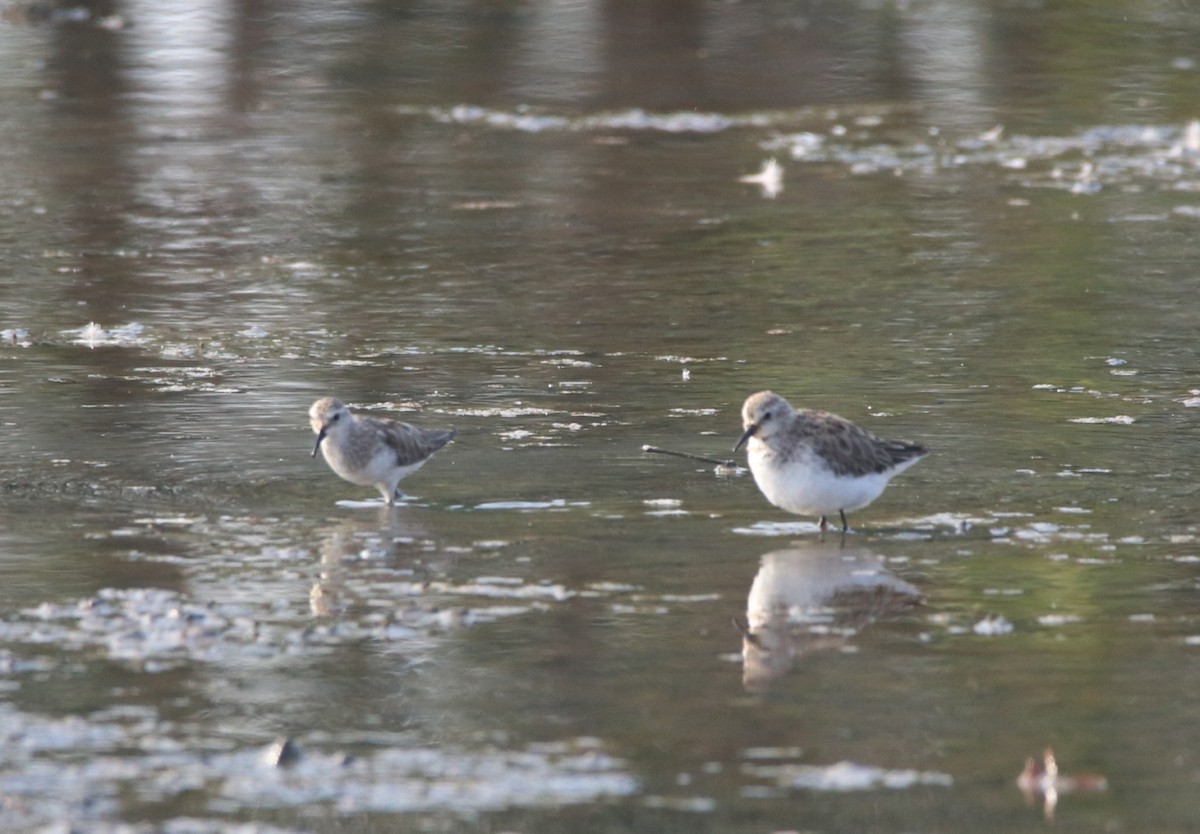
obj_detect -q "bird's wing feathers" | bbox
[802,411,926,478]
[368,417,456,467]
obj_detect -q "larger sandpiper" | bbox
[309,397,456,505]
[733,391,928,532]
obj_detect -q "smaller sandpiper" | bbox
[309,397,456,505]
[734,391,928,532]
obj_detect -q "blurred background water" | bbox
[3,1,1200,831]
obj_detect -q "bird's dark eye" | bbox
[331,413,341,422]
[761,411,772,421]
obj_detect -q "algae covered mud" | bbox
[3,2,1200,832]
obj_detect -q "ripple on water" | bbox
[1,580,558,673]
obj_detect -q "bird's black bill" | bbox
[733,424,758,453]
[312,428,327,458]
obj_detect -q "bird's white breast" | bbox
[323,439,425,487]
[747,441,890,515]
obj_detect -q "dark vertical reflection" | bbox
[42,15,137,330]
[599,0,707,110]
[228,0,273,115]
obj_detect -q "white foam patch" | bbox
[1068,415,1136,424]
[973,615,1014,636]
[476,499,573,511]
[334,498,393,509]
[905,512,990,531]
[447,405,562,418]
[66,321,146,347]
[432,104,771,134]
[732,521,822,536]
[745,760,953,792]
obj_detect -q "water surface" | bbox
[2,2,1200,832]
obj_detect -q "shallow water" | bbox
[3,2,1200,832]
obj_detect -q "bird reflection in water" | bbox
[309,511,440,618]
[738,541,924,691]
[1017,748,1108,820]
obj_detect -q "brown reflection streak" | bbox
[228,0,273,114]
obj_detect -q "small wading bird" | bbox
[309,397,456,505]
[734,391,928,532]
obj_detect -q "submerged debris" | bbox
[264,736,302,768]
[641,445,741,473]
[738,158,784,198]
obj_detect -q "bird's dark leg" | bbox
[819,515,829,531]
[839,509,849,533]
